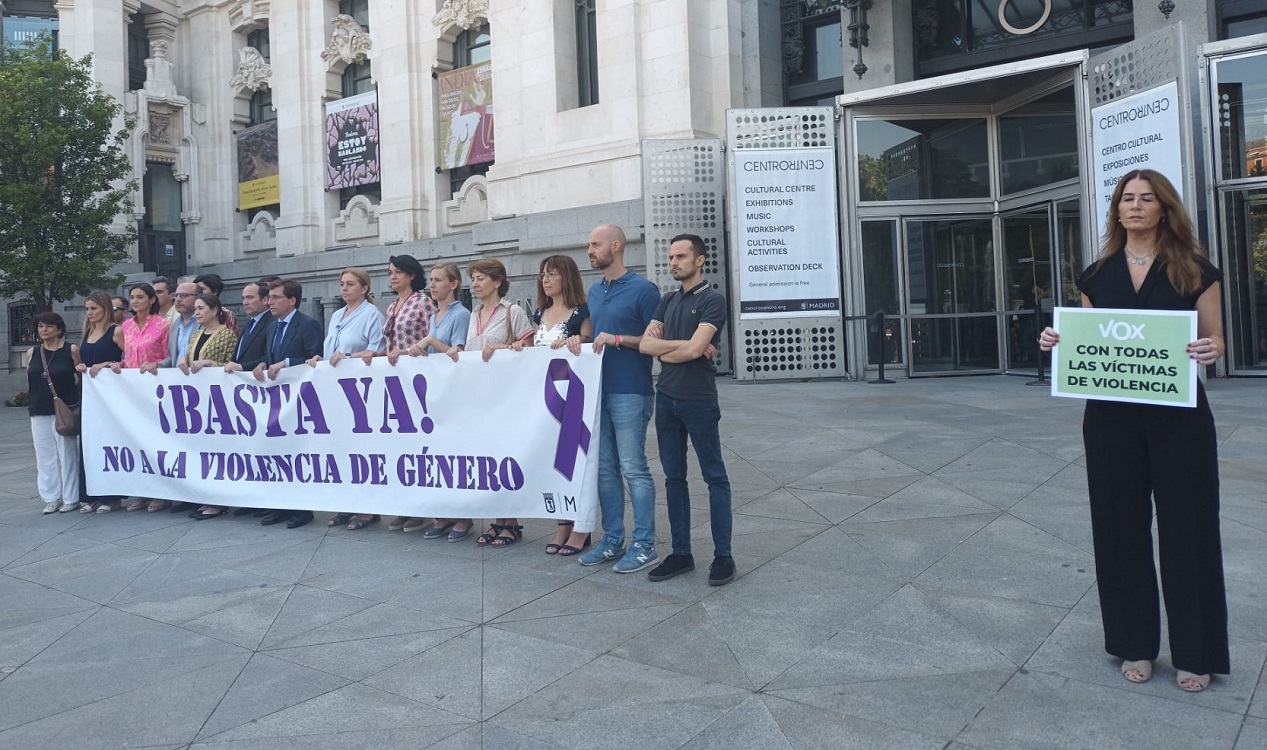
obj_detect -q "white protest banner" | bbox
[733,147,841,318]
[81,347,601,529]
[1091,81,1183,241]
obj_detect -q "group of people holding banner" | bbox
[27,223,738,587]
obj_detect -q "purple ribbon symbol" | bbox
[544,358,591,481]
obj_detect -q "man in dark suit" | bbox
[254,278,324,529]
[225,280,274,372]
[223,279,276,517]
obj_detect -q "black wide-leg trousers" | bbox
[1082,386,1230,675]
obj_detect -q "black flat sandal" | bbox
[490,525,523,548]
[476,524,505,546]
[545,521,573,554]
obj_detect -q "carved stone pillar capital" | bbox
[321,14,372,67]
[432,0,490,31]
[230,46,273,93]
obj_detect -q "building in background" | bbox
[2,1,1265,379]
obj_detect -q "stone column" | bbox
[272,0,334,255]
[55,0,138,245]
[185,4,240,265]
[370,0,433,243]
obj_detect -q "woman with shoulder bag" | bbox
[25,311,82,514]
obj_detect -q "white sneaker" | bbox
[58,502,82,513]
[42,500,62,514]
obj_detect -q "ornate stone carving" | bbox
[243,210,278,254]
[228,0,271,33]
[321,14,372,66]
[432,0,489,31]
[442,175,489,232]
[150,39,169,60]
[334,194,380,242]
[149,113,172,144]
[230,47,272,92]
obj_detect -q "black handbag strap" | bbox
[38,346,75,402]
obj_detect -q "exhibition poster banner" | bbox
[732,148,841,317]
[326,91,381,190]
[1090,81,1183,241]
[81,348,602,529]
[1050,307,1197,408]
[437,61,494,170]
[237,120,279,210]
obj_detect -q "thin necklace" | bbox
[1125,247,1155,266]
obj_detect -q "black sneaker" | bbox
[708,556,735,586]
[647,553,695,582]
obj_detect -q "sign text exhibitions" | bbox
[1090,81,1183,241]
[82,348,601,528]
[1050,307,1197,408]
[732,149,841,318]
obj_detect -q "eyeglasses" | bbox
[112,307,125,312]
[540,272,559,280]
[172,292,195,298]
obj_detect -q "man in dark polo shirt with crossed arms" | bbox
[639,233,734,586]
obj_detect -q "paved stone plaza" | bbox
[0,375,1264,749]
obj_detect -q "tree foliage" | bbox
[0,36,137,311]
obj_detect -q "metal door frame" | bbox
[998,202,1059,375]
[901,213,1004,377]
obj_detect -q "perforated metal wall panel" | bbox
[725,108,847,381]
[1089,25,1183,107]
[1087,23,1196,250]
[642,139,731,374]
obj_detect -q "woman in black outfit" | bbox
[75,292,125,513]
[1040,169,1228,693]
[25,311,81,514]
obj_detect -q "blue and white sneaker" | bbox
[578,539,626,566]
[613,542,657,574]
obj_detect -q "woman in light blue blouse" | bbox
[405,263,474,541]
[310,267,386,369]
[307,267,386,530]
[405,263,470,357]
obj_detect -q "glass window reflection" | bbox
[1215,51,1267,181]
[856,118,990,201]
[999,87,1078,194]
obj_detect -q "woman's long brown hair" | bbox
[82,291,116,338]
[1097,169,1206,295]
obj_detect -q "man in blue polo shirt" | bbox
[639,233,734,586]
[576,223,663,573]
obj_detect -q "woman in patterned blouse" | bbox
[452,258,535,548]
[179,294,240,521]
[180,294,239,373]
[360,255,438,533]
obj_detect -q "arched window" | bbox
[454,23,490,67]
[339,0,369,29]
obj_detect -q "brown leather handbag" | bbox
[40,347,81,437]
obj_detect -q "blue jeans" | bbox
[655,393,731,558]
[597,393,656,548]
